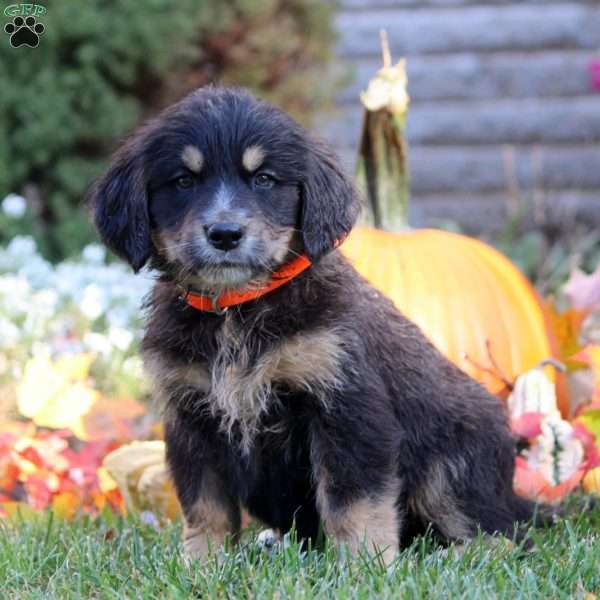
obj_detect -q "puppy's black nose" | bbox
[205,223,244,251]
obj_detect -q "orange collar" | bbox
[181,254,312,314]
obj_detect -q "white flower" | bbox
[122,356,144,379]
[0,275,31,317]
[0,318,21,348]
[83,332,113,356]
[82,244,106,265]
[108,326,134,351]
[2,194,27,218]
[5,236,37,262]
[18,257,54,289]
[80,283,106,321]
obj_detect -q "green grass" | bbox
[1,505,599,599]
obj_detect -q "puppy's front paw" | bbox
[182,527,227,564]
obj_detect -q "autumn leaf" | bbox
[82,396,146,442]
[571,347,600,403]
[545,303,588,371]
[563,266,600,311]
[1,423,130,518]
[17,353,100,439]
[51,491,79,519]
[0,501,40,521]
[583,467,600,495]
[575,409,600,465]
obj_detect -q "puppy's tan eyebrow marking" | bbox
[242,145,265,172]
[181,145,204,173]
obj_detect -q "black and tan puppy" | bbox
[91,86,544,563]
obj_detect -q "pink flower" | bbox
[589,59,600,92]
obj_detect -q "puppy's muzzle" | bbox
[204,222,245,251]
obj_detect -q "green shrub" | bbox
[0,0,337,261]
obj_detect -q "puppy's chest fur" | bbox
[145,311,345,452]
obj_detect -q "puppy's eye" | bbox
[175,175,195,190]
[253,172,276,189]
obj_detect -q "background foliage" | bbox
[0,0,337,261]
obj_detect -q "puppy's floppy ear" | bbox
[300,141,359,261]
[89,147,151,272]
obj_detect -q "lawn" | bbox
[1,505,599,599]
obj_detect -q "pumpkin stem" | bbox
[357,30,410,231]
[536,358,567,373]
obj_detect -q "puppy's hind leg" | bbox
[315,469,402,565]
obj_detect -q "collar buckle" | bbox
[209,291,228,316]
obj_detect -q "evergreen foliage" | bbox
[0,0,337,260]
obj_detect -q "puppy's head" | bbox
[90,87,358,290]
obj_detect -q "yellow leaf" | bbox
[97,466,119,494]
[0,501,40,522]
[17,353,99,438]
[573,346,600,392]
[545,305,588,370]
[583,467,600,495]
[51,492,79,519]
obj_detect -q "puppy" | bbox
[91,86,546,563]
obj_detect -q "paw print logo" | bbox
[4,15,44,48]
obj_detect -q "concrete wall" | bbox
[320,0,600,232]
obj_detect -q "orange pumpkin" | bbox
[345,36,563,412]
[342,228,561,408]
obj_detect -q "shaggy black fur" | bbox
[90,86,548,556]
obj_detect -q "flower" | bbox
[82,244,106,265]
[590,58,600,92]
[1,194,26,218]
[108,326,134,352]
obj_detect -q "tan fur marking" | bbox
[208,323,347,453]
[181,468,239,560]
[143,349,210,407]
[264,224,294,265]
[409,460,474,540]
[242,145,265,172]
[145,327,346,453]
[183,498,232,559]
[181,145,204,173]
[316,473,401,565]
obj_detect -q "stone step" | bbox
[319,96,600,148]
[336,3,600,57]
[339,51,596,103]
